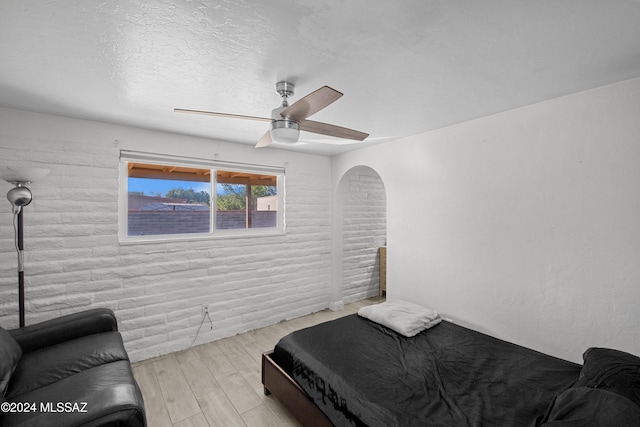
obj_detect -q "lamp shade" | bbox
[0,167,50,185]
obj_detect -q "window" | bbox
[119,151,284,241]
[216,170,278,230]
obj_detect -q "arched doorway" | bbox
[334,166,387,305]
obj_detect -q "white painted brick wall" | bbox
[341,168,387,303]
[0,109,332,362]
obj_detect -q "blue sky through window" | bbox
[128,178,213,197]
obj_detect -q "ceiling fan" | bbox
[174,81,369,148]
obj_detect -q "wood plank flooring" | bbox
[132,298,382,427]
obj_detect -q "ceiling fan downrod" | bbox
[275,81,295,107]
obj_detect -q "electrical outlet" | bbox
[203,305,209,316]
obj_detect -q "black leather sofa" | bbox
[0,308,146,427]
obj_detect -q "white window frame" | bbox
[119,151,285,243]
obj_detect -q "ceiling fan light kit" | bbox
[270,118,300,143]
[175,80,369,148]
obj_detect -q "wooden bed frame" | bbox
[262,351,333,427]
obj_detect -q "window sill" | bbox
[118,229,285,245]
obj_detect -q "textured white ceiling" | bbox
[2,1,640,156]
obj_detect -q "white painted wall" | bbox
[340,166,386,303]
[332,77,640,363]
[0,108,332,362]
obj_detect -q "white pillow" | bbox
[358,299,441,337]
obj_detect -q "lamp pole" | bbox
[17,206,25,327]
[7,183,36,328]
[2,167,49,328]
[8,184,32,328]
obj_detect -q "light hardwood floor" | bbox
[132,298,382,427]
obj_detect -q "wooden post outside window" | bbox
[246,183,252,229]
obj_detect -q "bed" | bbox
[262,301,640,426]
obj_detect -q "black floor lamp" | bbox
[2,167,50,327]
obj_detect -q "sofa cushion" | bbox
[0,327,22,395]
[7,331,128,399]
[2,360,146,427]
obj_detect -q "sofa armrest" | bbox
[8,308,118,353]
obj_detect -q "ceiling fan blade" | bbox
[281,86,343,121]
[255,130,272,148]
[174,108,272,122]
[299,120,369,141]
